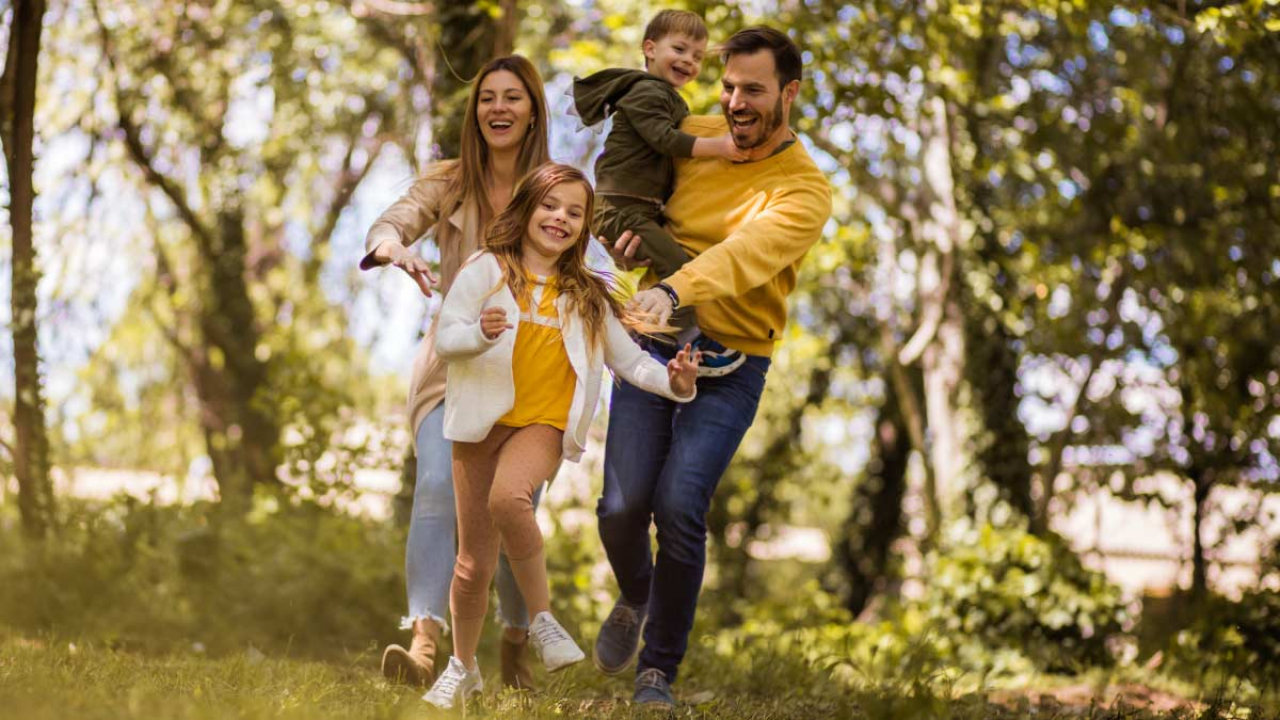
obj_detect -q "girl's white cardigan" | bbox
[435,252,694,463]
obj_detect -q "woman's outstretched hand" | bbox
[667,344,700,398]
[384,242,439,297]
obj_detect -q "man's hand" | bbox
[667,344,700,398]
[601,230,652,272]
[628,287,675,326]
[480,307,513,340]
[386,243,440,297]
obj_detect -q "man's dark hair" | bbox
[718,26,802,88]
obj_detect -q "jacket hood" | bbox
[572,68,672,126]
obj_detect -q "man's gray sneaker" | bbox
[633,667,675,708]
[593,597,647,675]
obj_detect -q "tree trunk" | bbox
[2,0,55,540]
[964,303,1035,525]
[1190,467,1211,603]
[921,294,965,523]
[902,96,968,534]
[192,209,281,511]
[839,371,911,615]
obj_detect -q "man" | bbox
[592,26,833,708]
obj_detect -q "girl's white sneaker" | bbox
[422,655,483,709]
[527,611,585,672]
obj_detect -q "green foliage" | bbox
[707,524,1129,689]
[0,501,1253,718]
[1169,590,1280,699]
[0,495,404,658]
[705,578,953,692]
[920,524,1129,674]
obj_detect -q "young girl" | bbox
[423,162,700,709]
[364,54,550,692]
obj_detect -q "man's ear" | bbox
[783,79,800,104]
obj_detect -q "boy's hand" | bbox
[603,230,652,272]
[715,134,750,162]
[480,307,513,340]
[667,344,700,398]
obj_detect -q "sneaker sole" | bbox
[545,647,586,673]
[381,645,431,687]
[696,353,746,378]
[422,681,482,709]
[592,616,647,676]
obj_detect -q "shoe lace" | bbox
[430,664,465,697]
[606,604,640,631]
[532,618,571,646]
[636,667,667,690]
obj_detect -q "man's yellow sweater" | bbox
[662,115,833,357]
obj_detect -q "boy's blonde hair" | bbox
[643,9,708,45]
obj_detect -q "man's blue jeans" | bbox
[597,341,770,683]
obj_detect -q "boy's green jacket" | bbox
[573,68,699,200]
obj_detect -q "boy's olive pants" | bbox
[592,194,696,334]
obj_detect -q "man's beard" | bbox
[724,95,784,150]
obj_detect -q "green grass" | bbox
[3,631,1259,720]
[0,633,858,720]
[1,500,1274,719]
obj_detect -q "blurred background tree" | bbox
[2,0,54,540]
[1,0,1278,706]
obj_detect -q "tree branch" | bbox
[301,108,387,285]
[896,247,954,366]
[808,130,898,210]
[354,7,432,84]
[143,233,198,360]
[313,131,385,250]
[1038,266,1129,520]
[91,0,214,248]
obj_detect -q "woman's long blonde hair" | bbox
[429,55,551,235]
[483,163,635,352]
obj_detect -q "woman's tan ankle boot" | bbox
[381,619,441,686]
[501,629,536,690]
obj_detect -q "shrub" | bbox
[0,493,405,658]
[1169,589,1280,697]
[918,523,1130,673]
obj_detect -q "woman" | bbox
[359,55,550,691]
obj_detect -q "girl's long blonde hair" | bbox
[483,163,645,351]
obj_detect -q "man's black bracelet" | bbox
[655,282,681,311]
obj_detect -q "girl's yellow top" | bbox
[497,274,577,431]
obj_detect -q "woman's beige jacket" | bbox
[360,163,481,446]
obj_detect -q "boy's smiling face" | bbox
[644,33,707,88]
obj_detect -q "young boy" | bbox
[573,9,747,375]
